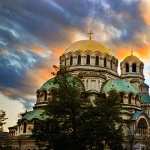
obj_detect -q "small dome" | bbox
[102,79,138,94]
[39,75,85,92]
[65,40,111,54]
[121,55,143,64]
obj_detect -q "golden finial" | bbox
[131,50,133,55]
[88,31,93,40]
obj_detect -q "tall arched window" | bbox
[132,63,136,72]
[23,122,27,133]
[110,60,113,69]
[70,56,73,65]
[86,55,90,65]
[77,55,81,65]
[104,58,107,67]
[95,56,99,66]
[125,63,129,72]
[140,63,143,73]
[65,58,66,66]
[128,94,132,104]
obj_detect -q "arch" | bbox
[136,117,149,136]
[132,63,137,72]
[86,55,90,65]
[140,63,143,73]
[77,55,81,65]
[95,56,99,66]
[110,59,113,69]
[125,63,129,72]
[70,55,73,65]
[120,92,124,103]
[128,93,132,104]
[64,58,66,66]
[23,122,27,133]
[104,58,107,67]
[137,118,147,129]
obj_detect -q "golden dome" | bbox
[122,55,143,63]
[65,40,111,54]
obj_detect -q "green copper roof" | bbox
[40,77,58,91]
[40,75,84,91]
[140,95,150,104]
[132,111,143,120]
[102,79,138,94]
[22,109,49,121]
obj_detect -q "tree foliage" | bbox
[32,70,123,150]
[0,110,7,132]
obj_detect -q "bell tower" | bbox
[120,55,149,95]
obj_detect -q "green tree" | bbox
[79,91,123,149]
[32,69,123,150]
[0,110,7,132]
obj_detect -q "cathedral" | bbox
[8,36,150,150]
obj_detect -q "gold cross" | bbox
[131,50,134,55]
[88,31,93,40]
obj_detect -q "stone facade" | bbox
[8,39,150,150]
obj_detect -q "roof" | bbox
[102,79,138,94]
[121,55,143,64]
[132,111,143,120]
[40,75,85,91]
[140,95,150,104]
[65,40,111,54]
[22,109,49,121]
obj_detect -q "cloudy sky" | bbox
[0,0,150,131]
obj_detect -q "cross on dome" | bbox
[88,31,93,40]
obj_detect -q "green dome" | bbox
[140,95,150,104]
[102,79,138,94]
[22,109,49,121]
[39,75,85,92]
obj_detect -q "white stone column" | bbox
[73,56,77,65]
[82,56,86,65]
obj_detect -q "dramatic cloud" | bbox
[139,0,150,25]
[0,0,150,130]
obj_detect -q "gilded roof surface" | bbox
[122,55,142,63]
[65,40,111,54]
[102,79,138,94]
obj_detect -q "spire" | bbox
[88,31,93,40]
[131,49,134,56]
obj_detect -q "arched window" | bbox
[120,92,124,103]
[86,55,90,65]
[70,56,73,65]
[104,58,107,67]
[125,63,129,72]
[110,60,113,69]
[138,118,147,129]
[64,58,66,66]
[140,63,143,73]
[23,122,27,133]
[95,56,99,66]
[132,63,136,72]
[77,55,81,65]
[128,94,132,104]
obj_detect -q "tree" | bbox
[32,69,123,150]
[79,91,123,149]
[0,110,7,132]
[33,69,84,150]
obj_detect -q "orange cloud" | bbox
[139,0,150,25]
[137,46,150,59]
[26,67,52,90]
[116,45,150,61]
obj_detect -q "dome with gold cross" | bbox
[64,32,111,54]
